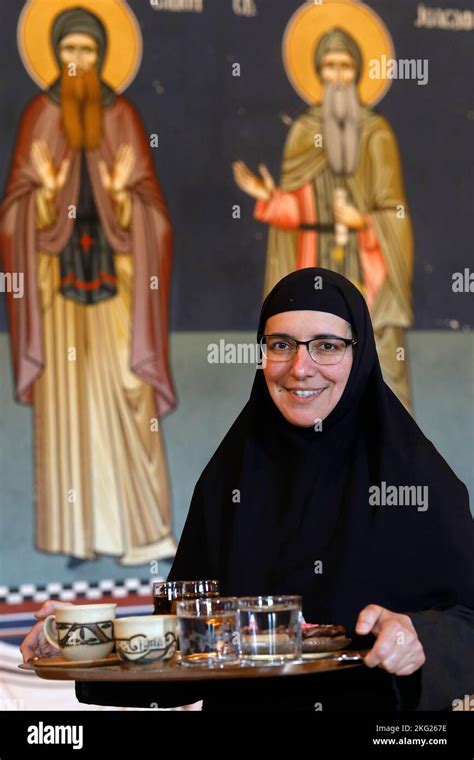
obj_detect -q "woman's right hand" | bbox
[20,600,74,663]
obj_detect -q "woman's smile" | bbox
[263,310,354,426]
[284,385,329,401]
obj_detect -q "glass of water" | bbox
[238,595,303,665]
[176,596,240,668]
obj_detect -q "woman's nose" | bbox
[290,345,315,376]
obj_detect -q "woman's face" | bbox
[263,310,354,427]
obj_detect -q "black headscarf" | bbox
[168,268,474,636]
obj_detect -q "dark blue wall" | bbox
[0,0,472,332]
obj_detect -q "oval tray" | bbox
[25,651,367,682]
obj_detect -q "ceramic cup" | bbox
[43,604,117,661]
[114,615,178,667]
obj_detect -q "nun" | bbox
[165,267,474,711]
[23,268,474,712]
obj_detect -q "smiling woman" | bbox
[261,310,355,426]
[164,267,474,711]
[24,268,474,712]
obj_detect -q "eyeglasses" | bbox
[260,334,357,365]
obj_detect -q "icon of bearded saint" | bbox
[0,7,177,565]
[234,27,414,412]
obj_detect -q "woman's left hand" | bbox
[355,604,426,675]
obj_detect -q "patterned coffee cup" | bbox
[114,615,178,667]
[43,604,116,661]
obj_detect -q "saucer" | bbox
[301,635,351,654]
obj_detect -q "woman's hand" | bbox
[356,604,426,675]
[232,161,275,201]
[19,600,74,663]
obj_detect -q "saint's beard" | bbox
[322,82,360,176]
[60,65,102,149]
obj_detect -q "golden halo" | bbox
[282,0,395,106]
[17,0,142,92]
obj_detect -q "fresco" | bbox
[0,1,176,567]
[234,2,414,408]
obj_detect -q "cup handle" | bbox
[43,615,60,650]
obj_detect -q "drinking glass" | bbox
[238,595,303,664]
[152,579,220,615]
[176,596,240,668]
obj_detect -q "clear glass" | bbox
[238,595,303,665]
[260,335,356,365]
[152,579,220,615]
[176,596,240,668]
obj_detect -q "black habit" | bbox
[77,268,474,711]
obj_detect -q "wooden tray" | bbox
[27,651,367,682]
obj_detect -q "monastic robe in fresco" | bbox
[255,105,414,410]
[0,92,177,564]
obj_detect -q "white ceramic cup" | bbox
[43,604,117,661]
[114,615,178,667]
